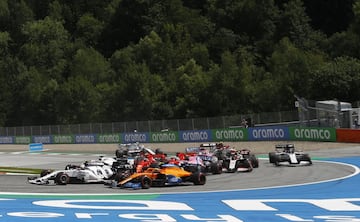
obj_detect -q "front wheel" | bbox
[269,152,276,163]
[250,155,259,168]
[55,172,69,185]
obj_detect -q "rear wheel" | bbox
[210,162,222,174]
[140,176,152,189]
[55,172,69,185]
[192,173,206,185]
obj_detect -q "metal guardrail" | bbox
[0,110,300,136]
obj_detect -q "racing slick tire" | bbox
[268,152,277,163]
[210,162,223,174]
[273,156,282,166]
[249,155,259,168]
[55,172,70,185]
[242,160,253,172]
[192,172,206,185]
[140,176,152,189]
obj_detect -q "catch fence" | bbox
[0,110,300,136]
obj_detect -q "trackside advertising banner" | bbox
[15,136,31,144]
[150,131,179,143]
[122,132,150,143]
[248,126,290,141]
[33,135,52,144]
[7,126,339,144]
[53,135,74,144]
[289,126,336,142]
[97,134,121,143]
[179,130,212,142]
[212,128,248,141]
[74,134,96,144]
[0,136,14,144]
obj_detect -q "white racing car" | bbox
[268,144,312,166]
[28,156,117,185]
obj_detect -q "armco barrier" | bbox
[0,126,352,144]
[336,128,360,143]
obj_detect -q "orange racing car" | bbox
[109,164,206,189]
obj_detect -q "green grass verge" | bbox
[0,167,42,174]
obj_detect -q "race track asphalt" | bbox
[0,146,359,194]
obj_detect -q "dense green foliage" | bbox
[0,0,359,126]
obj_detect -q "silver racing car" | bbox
[28,156,117,185]
[268,144,312,166]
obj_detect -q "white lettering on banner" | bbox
[124,134,147,142]
[182,132,208,141]
[16,137,31,144]
[98,135,120,143]
[32,200,193,210]
[54,135,72,143]
[294,129,331,140]
[34,136,51,143]
[7,212,64,218]
[0,137,13,143]
[182,214,244,222]
[223,199,360,211]
[216,130,244,140]
[252,129,285,139]
[152,133,176,142]
[119,214,176,222]
[75,135,95,143]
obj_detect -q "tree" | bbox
[303,0,354,36]
[75,13,104,47]
[172,59,210,118]
[70,47,113,84]
[19,16,70,80]
[55,76,101,123]
[309,56,360,101]
[277,0,324,51]
[268,37,325,107]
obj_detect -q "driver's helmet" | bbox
[230,148,237,155]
